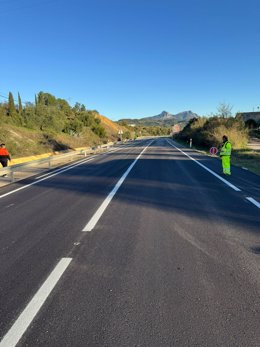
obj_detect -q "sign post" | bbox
[118,129,123,141]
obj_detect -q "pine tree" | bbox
[18,92,23,114]
[8,92,16,117]
[35,94,38,106]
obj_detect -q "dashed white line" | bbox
[166,139,241,192]
[0,258,72,347]
[82,141,153,232]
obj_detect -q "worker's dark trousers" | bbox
[0,159,8,167]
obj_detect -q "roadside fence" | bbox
[0,143,116,187]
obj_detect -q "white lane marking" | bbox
[0,157,95,200]
[36,171,60,179]
[82,141,153,232]
[0,145,136,200]
[34,146,124,180]
[35,156,98,179]
[0,258,72,347]
[166,139,241,192]
[246,197,260,208]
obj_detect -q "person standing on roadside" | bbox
[0,143,11,168]
[219,135,232,175]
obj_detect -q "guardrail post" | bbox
[10,170,14,182]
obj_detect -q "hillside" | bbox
[0,91,175,159]
[119,110,199,127]
[95,114,122,139]
[0,91,126,158]
[0,121,119,159]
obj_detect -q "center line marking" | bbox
[0,257,72,347]
[82,141,153,232]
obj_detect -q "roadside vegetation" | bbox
[0,91,170,158]
[231,149,260,175]
[176,116,248,149]
[0,91,110,157]
[175,108,260,175]
[118,120,171,138]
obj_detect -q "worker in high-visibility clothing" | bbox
[0,143,11,168]
[219,135,232,175]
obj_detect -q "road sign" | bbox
[210,147,218,155]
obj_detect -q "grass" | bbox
[231,149,260,175]
[0,123,112,158]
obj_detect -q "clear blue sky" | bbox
[1,0,260,120]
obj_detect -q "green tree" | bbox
[92,123,106,138]
[23,104,37,128]
[72,102,88,114]
[56,98,71,115]
[37,92,56,106]
[123,130,131,139]
[18,92,23,114]
[64,118,83,135]
[8,92,16,117]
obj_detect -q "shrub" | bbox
[177,116,248,149]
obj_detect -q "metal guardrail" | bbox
[0,143,115,185]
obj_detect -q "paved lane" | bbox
[0,138,259,346]
[0,140,151,345]
[167,140,260,203]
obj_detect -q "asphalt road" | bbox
[0,138,259,347]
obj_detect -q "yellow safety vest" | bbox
[220,141,232,156]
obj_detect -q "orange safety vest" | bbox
[0,148,11,159]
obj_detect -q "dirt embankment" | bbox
[0,114,124,159]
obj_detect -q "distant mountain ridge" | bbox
[119,110,199,126]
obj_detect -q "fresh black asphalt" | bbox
[0,138,259,346]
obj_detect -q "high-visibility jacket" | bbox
[0,148,11,160]
[220,141,232,157]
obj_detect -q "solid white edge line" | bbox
[246,197,260,208]
[0,157,95,200]
[0,258,72,347]
[34,146,124,179]
[166,139,241,192]
[35,155,98,179]
[0,144,136,200]
[35,146,126,180]
[82,141,153,232]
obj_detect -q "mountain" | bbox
[119,110,199,127]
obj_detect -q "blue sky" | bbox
[1,0,260,120]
